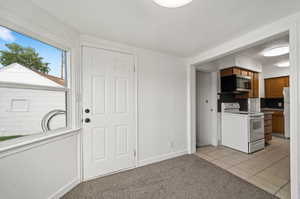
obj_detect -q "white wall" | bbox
[0,134,79,199]
[81,35,188,165]
[0,1,81,199]
[217,54,262,72]
[137,49,188,163]
[81,35,188,166]
[263,64,290,78]
[0,2,188,198]
[235,55,262,72]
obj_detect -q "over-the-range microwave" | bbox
[221,74,251,93]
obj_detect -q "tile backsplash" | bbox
[261,98,284,109]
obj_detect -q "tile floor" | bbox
[195,137,290,199]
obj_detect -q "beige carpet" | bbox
[63,155,277,199]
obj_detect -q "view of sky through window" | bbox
[0,25,64,78]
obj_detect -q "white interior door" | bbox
[82,46,136,180]
[196,71,217,147]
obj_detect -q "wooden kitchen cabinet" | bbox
[232,68,241,75]
[253,73,259,98]
[241,70,248,76]
[265,76,289,98]
[263,113,273,144]
[220,68,234,76]
[220,67,259,98]
[272,111,284,135]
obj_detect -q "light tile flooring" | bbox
[195,137,290,199]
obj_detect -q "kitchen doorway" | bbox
[189,29,296,199]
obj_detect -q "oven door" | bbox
[236,75,251,92]
[249,116,264,142]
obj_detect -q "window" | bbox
[0,25,69,143]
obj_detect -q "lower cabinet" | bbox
[272,111,284,134]
[264,113,272,144]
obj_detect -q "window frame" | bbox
[0,24,78,153]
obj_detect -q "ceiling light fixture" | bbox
[262,45,289,57]
[152,0,193,8]
[276,61,290,67]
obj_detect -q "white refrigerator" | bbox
[283,87,290,138]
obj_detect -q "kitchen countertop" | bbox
[261,108,284,111]
[263,111,274,115]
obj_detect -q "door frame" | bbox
[195,70,219,147]
[80,36,139,181]
[187,14,300,198]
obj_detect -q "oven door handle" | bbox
[250,116,264,120]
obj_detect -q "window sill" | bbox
[0,128,81,154]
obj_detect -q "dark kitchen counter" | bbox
[261,108,284,112]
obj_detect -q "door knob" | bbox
[85,109,90,113]
[85,118,91,123]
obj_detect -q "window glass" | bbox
[0,25,68,142]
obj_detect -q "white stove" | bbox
[227,111,264,116]
[221,103,265,153]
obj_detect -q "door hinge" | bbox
[81,108,84,123]
[133,149,137,158]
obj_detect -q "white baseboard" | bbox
[48,177,80,199]
[138,150,188,167]
[83,165,136,182]
[50,150,187,198]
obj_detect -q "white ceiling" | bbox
[30,0,300,57]
[237,35,289,67]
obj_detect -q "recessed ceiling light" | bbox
[152,0,193,8]
[262,45,289,57]
[276,61,290,67]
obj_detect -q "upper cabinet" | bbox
[253,73,259,98]
[264,76,289,98]
[220,67,259,98]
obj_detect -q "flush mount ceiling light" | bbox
[262,45,289,57]
[276,61,290,67]
[152,0,193,8]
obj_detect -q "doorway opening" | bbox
[194,33,291,198]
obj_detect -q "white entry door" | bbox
[82,46,136,180]
[196,71,218,147]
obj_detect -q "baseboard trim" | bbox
[83,165,136,182]
[51,150,187,198]
[138,150,188,167]
[48,177,80,199]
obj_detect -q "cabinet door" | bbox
[241,70,248,76]
[253,73,259,98]
[232,68,241,75]
[272,78,285,97]
[265,79,272,98]
[220,68,233,77]
[272,111,284,134]
[265,76,289,98]
[248,71,254,98]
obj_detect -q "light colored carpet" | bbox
[63,155,277,199]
